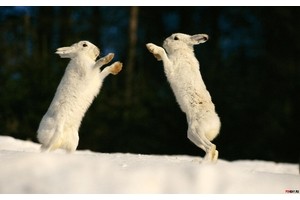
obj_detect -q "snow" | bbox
[0,135,299,194]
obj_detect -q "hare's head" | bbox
[56,41,100,60]
[163,33,208,54]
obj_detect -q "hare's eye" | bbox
[83,43,88,47]
[174,36,179,40]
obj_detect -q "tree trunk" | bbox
[125,6,139,106]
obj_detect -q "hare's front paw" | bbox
[97,53,114,66]
[110,61,123,75]
[146,43,163,61]
[103,53,114,64]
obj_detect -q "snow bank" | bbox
[0,136,299,194]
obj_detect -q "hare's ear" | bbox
[55,46,76,58]
[191,34,209,45]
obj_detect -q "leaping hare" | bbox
[37,41,123,152]
[146,33,221,162]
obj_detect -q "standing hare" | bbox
[146,33,221,162]
[37,41,122,152]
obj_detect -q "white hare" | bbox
[146,33,221,162]
[37,41,122,152]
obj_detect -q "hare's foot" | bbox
[109,61,123,75]
[204,144,218,162]
[146,43,164,61]
[40,144,50,152]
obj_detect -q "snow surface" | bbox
[0,135,299,194]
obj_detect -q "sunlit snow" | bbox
[0,136,299,194]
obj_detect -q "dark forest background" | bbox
[0,6,299,163]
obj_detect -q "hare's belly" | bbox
[169,83,192,113]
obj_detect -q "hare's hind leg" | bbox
[41,118,65,152]
[187,122,218,162]
[204,144,218,162]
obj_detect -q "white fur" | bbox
[37,41,122,152]
[146,33,221,162]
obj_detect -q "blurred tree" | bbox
[125,6,139,110]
